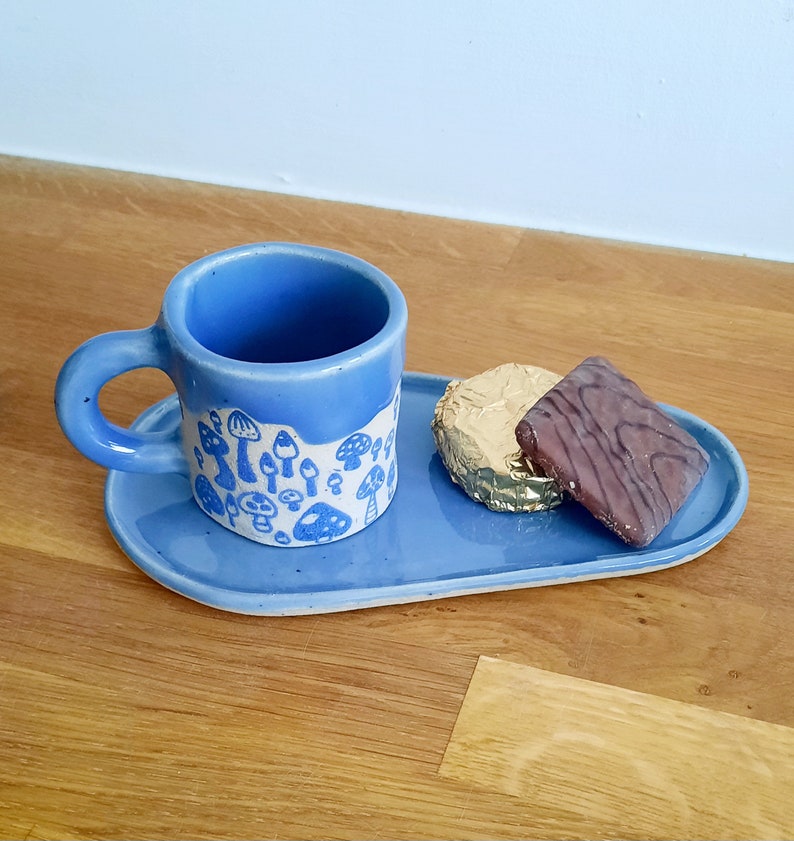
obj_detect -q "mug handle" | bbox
[54,326,188,474]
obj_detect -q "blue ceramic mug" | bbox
[55,243,408,547]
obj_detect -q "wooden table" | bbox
[1,155,792,840]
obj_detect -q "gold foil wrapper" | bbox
[431,363,564,513]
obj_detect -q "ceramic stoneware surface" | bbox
[105,373,749,615]
[55,243,408,547]
[185,387,400,546]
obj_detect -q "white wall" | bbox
[2,0,792,262]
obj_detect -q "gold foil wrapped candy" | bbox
[431,363,564,513]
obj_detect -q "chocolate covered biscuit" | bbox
[515,356,709,547]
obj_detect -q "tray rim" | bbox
[104,371,749,614]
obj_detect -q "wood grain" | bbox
[1,154,792,839]
[440,657,794,840]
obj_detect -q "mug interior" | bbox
[185,250,391,363]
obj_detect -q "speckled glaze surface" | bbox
[55,243,408,546]
[105,373,749,615]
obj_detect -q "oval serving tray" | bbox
[105,372,749,614]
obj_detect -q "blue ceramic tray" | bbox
[105,372,748,614]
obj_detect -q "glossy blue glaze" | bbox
[104,372,749,615]
[55,243,408,473]
[56,243,407,546]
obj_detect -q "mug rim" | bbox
[160,242,408,376]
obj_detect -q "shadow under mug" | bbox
[55,242,408,547]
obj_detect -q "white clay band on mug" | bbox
[184,386,401,546]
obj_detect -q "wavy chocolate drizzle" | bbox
[515,356,710,547]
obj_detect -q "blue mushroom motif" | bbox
[209,410,223,435]
[238,491,278,533]
[194,474,224,516]
[259,451,278,493]
[198,421,236,491]
[384,429,395,459]
[336,432,372,471]
[227,410,261,483]
[299,458,319,496]
[357,464,385,525]
[293,502,352,543]
[273,430,299,478]
[278,488,304,512]
[225,492,240,527]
